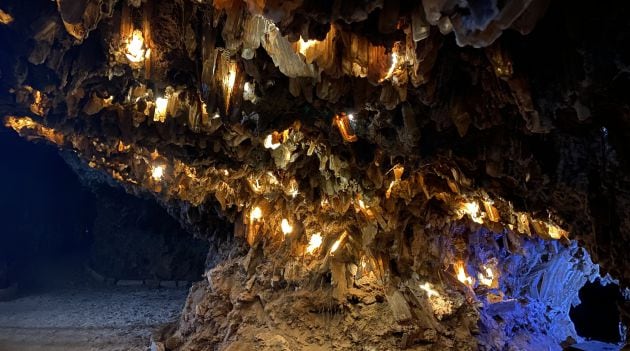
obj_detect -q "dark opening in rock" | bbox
[570,281,623,343]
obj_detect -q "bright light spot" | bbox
[330,231,348,255]
[0,9,14,25]
[227,70,237,92]
[125,30,147,63]
[223,169,229,176]
[386,181,396,199]
[455,261,473,286]
[287,179,299,198]
[281,218,293,235]
[221,61,238,112]
[382,52,399,82]
[548,224,568,240]
[347,113,354,121]
[477,266,495,287]
[250,206,262,221]
[419,282,440,298]
[151,165,164,180]
[462,201,484,224]
[154,97,168,122]
[333,113,358,143]
[306,233,322,254]
[266,171,279,185]
[296,37,319,56]
[264,134,281,150]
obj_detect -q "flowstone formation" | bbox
[1,0,630,350]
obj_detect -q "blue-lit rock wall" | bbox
[463,227,617,350]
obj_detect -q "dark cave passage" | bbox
[0,128,208,349]
[570,281,623,344]
[0,126,208,294]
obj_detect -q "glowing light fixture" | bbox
[264,133,281,150]
[333,113,358,143]
[281,218,293,235]
[151,165,164,180]
[154,97,168,122]
[125,30,148,63]
[419,282,440,298]
[222,62,238,112]
[461,201,484,224]
[306,233,323,254]
[477,265,495,287]
[330,231,348,255]
[296,37,319,56]
[455,261,473,286]
[250,206,263,221]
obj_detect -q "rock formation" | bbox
[1,0,629,349]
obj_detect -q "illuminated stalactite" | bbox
[125,30,148,63]
[333,113,358,142]
[0,8,13,24]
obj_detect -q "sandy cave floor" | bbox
[0,286,188,351]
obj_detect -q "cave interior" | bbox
[1,0,630,350]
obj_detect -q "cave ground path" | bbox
[0,254,189,351]
[0,285,188,351]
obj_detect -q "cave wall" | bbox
[89,184,208,281]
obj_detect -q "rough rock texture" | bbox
[88,184,208,281]
[1,0,630,350]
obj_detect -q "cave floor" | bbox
[0,286,188,350]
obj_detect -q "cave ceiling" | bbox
[1,0,630,349]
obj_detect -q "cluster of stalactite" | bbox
[2,0,630,349]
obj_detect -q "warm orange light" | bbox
[356,197,375,219]
[281,218,293,235]
[333,113,358,142]
[306,233,323,254]
[151,165,164,180]
[125,30,147,63]
[29,89,47,116]
[330,231,348,255]
[250,206,263,221]
[548,224,569,240]
[461,201,484,224]
[222,62,238,112]
[154,97,168,122]
[455,261,473,286]
[381,52,399,82]
[4,116,63,144]
[0,9,13,25]
[385,164,404,199]
[296,37,319,56]
[264,133,281,149]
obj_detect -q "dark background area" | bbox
[570,281,623,343]
[0,126,207,290]
[0,126,94,288]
